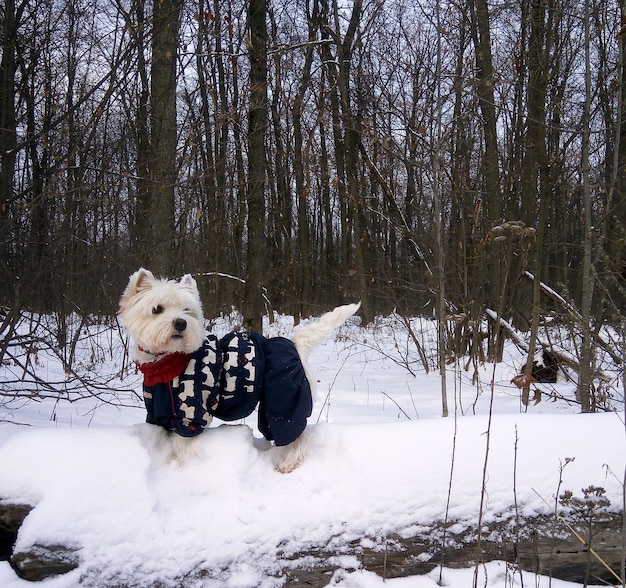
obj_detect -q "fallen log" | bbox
[485,309,613,383]
[2,501,622,585]
[285,512,624,586]
[524,271,622,365]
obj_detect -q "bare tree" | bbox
[578,0,594,412]
[144,0,182,274]
[0,0,625,371]
[243,0,268,332]
[0,0,24,297]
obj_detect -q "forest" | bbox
[1,1,625,393]
[2,4,626,583]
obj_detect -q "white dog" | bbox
[119,268,359,472]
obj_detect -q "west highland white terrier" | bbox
[118,268,359,472]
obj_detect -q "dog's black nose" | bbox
[173,318,187,332]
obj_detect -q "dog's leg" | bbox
[270,304,358,473]
[274,432,309,473]
[168,433,201,466]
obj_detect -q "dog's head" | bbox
[118,268,205,361]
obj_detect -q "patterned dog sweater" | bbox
[138,332,312,446]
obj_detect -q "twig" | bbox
[512,426,524,587]
[315,354,350,424]
[620,324,626,588]
[194,271,245,283]
[379,391,411,420]
[473,359,498,588]
[438,374,459,585]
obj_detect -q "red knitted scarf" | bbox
[136,352,192,386]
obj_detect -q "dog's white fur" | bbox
[119,268,359,472]
[118,270,205,362]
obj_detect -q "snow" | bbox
[0,312,624,587]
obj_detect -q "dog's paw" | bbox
[275,457,301,474]
[168,434,201,466]
[273,433,308,473]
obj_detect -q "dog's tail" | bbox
[292,302,360,362]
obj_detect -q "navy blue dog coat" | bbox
[137,332,312,446]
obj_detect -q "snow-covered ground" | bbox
[0,311,624,587]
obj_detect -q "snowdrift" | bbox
[0,412,623,587]
[0,313,624,586]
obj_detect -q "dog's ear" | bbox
[118,269,156,323]
[127,268,155,295]
[179,273,198,292]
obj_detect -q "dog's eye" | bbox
[152,305,164,315]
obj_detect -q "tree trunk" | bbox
[433,0,448,417]
[605,2,626,317]
[243,0,268,333]
[470,0,504,359]
[522,0,549,223]
[147,0,181,274]
[578,0,594,412]
[448,6,470,309]
[332,0,371,319]
[318,0,349,301]
[0,0,20,293]
[521,0,550,405]
[291,0,320,317]
[121,0,151,267]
